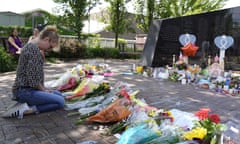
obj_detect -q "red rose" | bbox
[209,114,220,124]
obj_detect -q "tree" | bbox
[135,0,158,33]
[53,0,100,40]
[104,0,133,48]
[157,0,227,18]
[134,0,227,32]
[53,0,87,40]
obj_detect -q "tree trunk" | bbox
[115,33,118,49]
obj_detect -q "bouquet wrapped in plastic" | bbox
[87,98,131,123]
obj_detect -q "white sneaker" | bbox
[6,102,19,110]
[2,103,30,119]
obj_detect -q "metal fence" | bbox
[60,35,136,49]
[1,35,143,52]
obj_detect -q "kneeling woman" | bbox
[3,25,65,119]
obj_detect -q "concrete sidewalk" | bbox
[0,59,240,143]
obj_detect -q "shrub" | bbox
[88,34,101,48]
[118,38,127,44]
[0,47,16,72]
[0,26,32,37]
[47,38,86,58]
[46,37,134,59]
[103,47,120,59]
[85,47,120,59]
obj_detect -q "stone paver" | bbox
[1,58,240,143]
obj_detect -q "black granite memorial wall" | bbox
[141,6,240,70]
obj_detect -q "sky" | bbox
[0,0,60,14]
[0,0,240,14]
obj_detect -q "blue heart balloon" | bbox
[179,33,196,46]
[214,35,234,50]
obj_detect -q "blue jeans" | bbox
[14,88,65,113]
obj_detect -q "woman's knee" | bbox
[57,97,65,108]
[52,90,62,96]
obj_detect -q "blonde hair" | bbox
[39,25,59,43]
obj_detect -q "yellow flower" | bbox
[166,111,172,116]
[148,110,156,117]
[184,127,207,140]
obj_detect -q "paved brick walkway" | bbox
[1,59,240,143]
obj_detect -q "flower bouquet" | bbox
[183,108,227,144]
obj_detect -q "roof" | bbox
[0,11,24,16]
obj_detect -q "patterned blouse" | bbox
[13,43,44,89]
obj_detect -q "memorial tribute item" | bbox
[214,35,234,69]
[181,43,199,57]
[179,34,199,64]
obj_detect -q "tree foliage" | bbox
[104,0,133,48]
[135,0,158,33]
[135,0,227,33]
[53,0,87,40]
[53,0,100,40]
[156,0,227,18]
